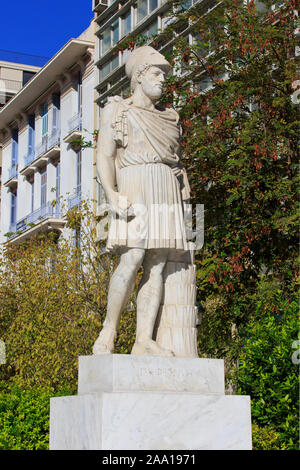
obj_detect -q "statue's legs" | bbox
[93,248,145,354]
[131,249,174,357]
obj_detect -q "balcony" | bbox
[63,113,82,144]
[20,151,36,176]
[47,129,60,158]
[4,164,18,188]
[0,78,23,93]
[20,131,61,176]
[68,189,81,210]
[93,0,108,14]
[0,79,23,107]
[5,201,65,245]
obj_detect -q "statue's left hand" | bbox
[171,166,183,178]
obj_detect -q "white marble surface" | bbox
[78,355,225,395]
[50,391,252,450]
[50,394,102,451]
[92,46,198,358]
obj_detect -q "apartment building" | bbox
[93,0,175,106]
[0,56,42,225]
[0,25,96,246]
[0,60,41,109]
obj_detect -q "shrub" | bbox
[0,383,74,450]
[234,285,299,450]
[252,424,283,451]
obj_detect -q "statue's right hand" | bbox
[108,192,132,218]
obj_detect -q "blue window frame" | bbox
[56,161,61,200]
[77,73,82,117]
[40,168,47,208]
[52,94,60,133]
[11,129,18,168]
[31,180,35,213]
[41,102,48,144]
[10,192,17,225]
[28,115,35,156]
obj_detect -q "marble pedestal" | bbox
[50,355,252,450]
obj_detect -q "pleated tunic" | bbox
[106,97,190,252]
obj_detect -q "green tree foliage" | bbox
[159,0,299,356]
[0,201,136,391]
[157,0,299,448]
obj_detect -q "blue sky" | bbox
[0,0,94,66]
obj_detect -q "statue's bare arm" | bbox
[96,103,130,217]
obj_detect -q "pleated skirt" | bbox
[106,163,188,251]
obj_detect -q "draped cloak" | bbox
[105,96,190,252]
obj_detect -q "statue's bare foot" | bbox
[92,326,116,355]
[131,339,174,357]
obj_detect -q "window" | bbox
[192,28,214,57]
[122,10,131,36]
[77,73,82,117]
[56,161,61,200]
[11,129,18,168]
[144,20,158,39]
[40,169,47,208]
[28,115,35,156]
[102,28,111,55]
[41,102,48,144]
[31,180,35,213]
[100,54,119,80]
[22,71,35,86]
[196,77,213,93]
[101,20,120,55]
[52,94,60,133]
[182,0,192,9]
[112,19,119,46]
[137,0,158,24]
[137,0,148,22]
[55,161,61,216]
[149,0,158,12]
[10,191,17,225]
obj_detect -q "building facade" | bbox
[0,25,96,246]
[93,0,174,106]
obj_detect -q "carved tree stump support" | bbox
[154,244,199,357]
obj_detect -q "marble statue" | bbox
[50,50,253,448]
[93,46,198,357]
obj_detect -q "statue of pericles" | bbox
[93,46,198,357]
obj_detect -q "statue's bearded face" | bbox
[139,65,166,101]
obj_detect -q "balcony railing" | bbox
[35,139,48,160]
[68,113,82,134]
[68,189,81,210]
[0,78,23,93]
[7,201,62,239]
[7,164,18,182]
[26,202,60,225]
[23,151,36,168]
[21,130,61,172]
[48,128,60,149]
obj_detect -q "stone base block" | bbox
[50,355,251,450]
[50,391,252,450]
[78,354,225,395]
